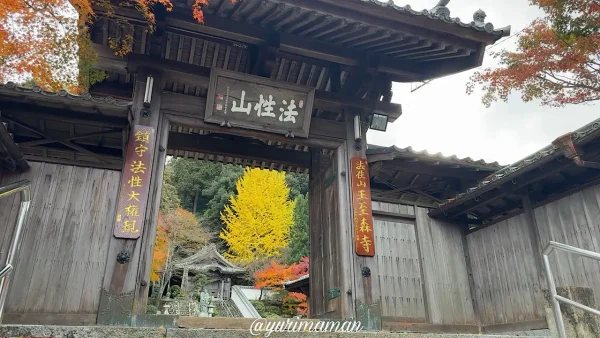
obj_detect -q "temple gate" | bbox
[0,0,510,331]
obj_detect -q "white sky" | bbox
[367,0,599,165]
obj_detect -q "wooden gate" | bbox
[373,212,426,322]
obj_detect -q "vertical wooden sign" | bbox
[114,125,156,239]
[351,157,375,256]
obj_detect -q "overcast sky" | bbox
[367,0,599,165]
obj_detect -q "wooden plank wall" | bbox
[371,202,426,322]
[466,214,545,326]
[415,207,476,325]
[309,153,341,318]
[534,184,600,307]
[0,161,120,320]
[466,182,600,327]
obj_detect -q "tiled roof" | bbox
[0,82,132,107]
[359,0,510,38]
[440,117,600,206]
[174,244,245,274]
[367,145,503,170]
[282,274,309,286]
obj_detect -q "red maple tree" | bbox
[0,0,235,92]
[467,0,600,107]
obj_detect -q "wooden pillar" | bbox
[220,279,225,300]
[332,143,356,321]
[97,68,167,324]
[342,112,381,329]
[522,192,546,318]
[182,268,189,296]
[460,226,480,327]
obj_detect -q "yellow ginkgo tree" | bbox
[220,168,295,264]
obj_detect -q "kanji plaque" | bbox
[114,125,156,239]
[205,68,315,138]
[351,157,375,256]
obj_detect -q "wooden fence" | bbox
[466,182,600,329]
[0,162,121,325]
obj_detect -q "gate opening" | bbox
[147,126,320,319]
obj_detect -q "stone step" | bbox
[0,325,553,338]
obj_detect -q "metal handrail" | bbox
[0,179,31,323]
[543,241,600,338]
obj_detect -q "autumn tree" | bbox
[150,217,169,282]
[282,292,308,317]
[467,0,600,107]
[150,207,212,301]
[254,258,309,316]
[220,168,295,264]
[254,260,294,289]
[254,258,309,289]
[0,0,228,92]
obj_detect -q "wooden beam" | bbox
[100,54,403,121]
[368,161,385,178]
[0,101,129,127]
[371,209,416,220]
[421,45,485,80]
[22,154,123,170]
[3,115,112,164]
[163,14,425,81]
[17,128,122,147]
[282,0,496,45]
[329,63,341,93]
[167,131,324,169]
[251,30,280,77]
[165,112,343,150]
[369,160,484,180]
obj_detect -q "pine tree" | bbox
[220,168,295,264]
[286,193,309,264]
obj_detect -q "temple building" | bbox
[174,244,245,300]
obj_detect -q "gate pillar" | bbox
[97,68,169,324]
[343,112,381,329]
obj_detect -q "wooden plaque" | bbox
[351,157,375,256]
[205,68,315,138]
[113,125,156,239]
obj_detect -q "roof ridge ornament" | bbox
[431,0,450,19]
[472,9,487,28]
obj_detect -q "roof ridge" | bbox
[438,117,600,208]
[0,82,132,107]
[358,0,510,38]
[366,144,502,169]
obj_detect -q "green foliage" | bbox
[170,285,181,298]
[18,78,37,88]
[285,193,309,265]
[146,304,158,314]
[193,273,216,292]
[77,33,108,90]
[532,0,600,39]
[160,165,181,213]
[201,165,245,232]
[285,172,309,200]
[250,299,283,318]
[170,159,243,233]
